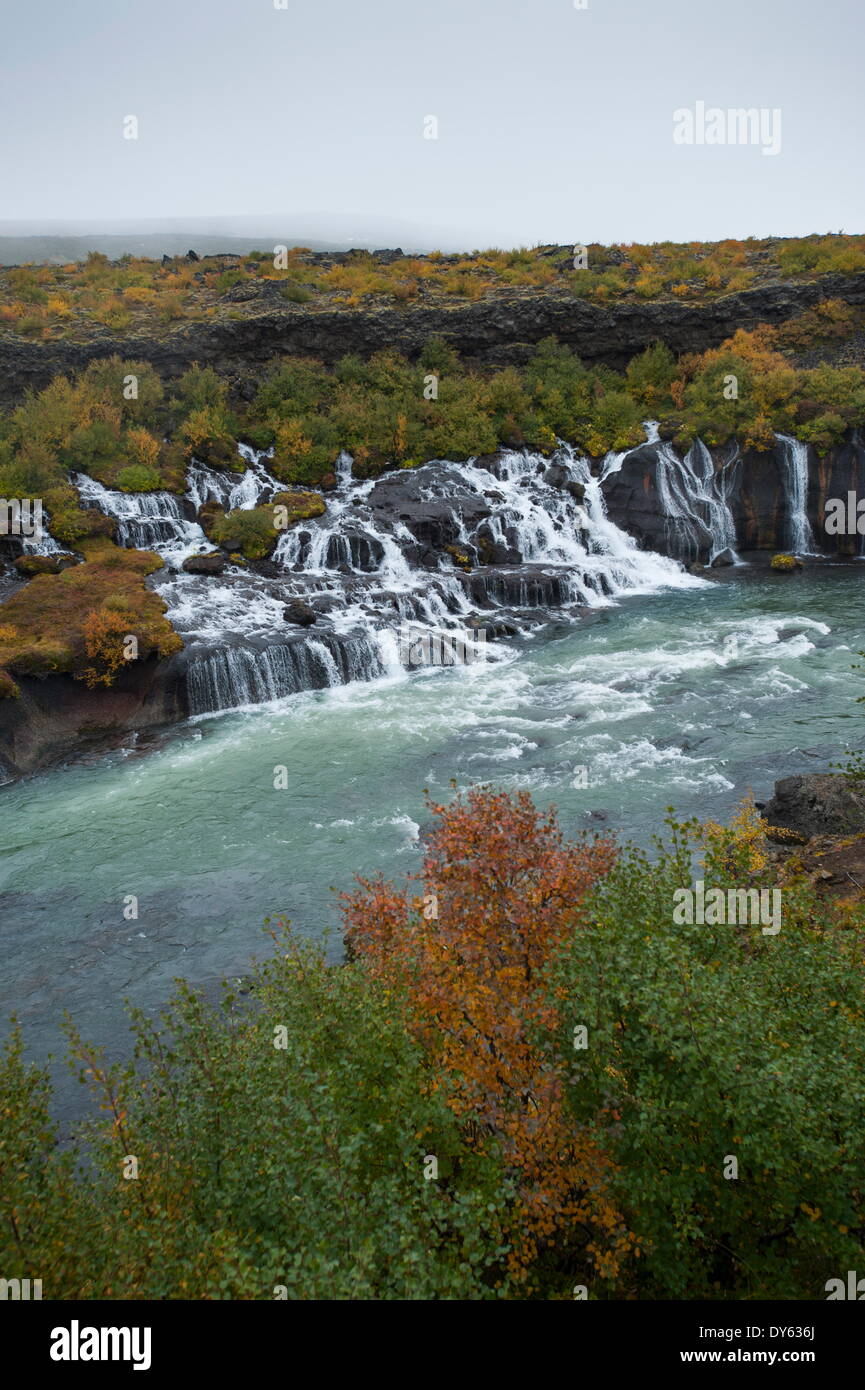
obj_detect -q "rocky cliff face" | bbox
[602,430,865,560]
[1,272,864,406]
[0,655,187,780]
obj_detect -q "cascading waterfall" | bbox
[683,439,740,561]
[72,473,210,564]
[775,433,817,555]
[186,631,387,714]
[176,442,711,713]
[61,427,820,718]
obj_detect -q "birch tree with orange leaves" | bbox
[341,785,635,1286]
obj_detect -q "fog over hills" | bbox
[0,215,465,265]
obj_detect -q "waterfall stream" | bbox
[775,433,818,555]
[61,429,826,717]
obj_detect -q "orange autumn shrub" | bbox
[341,786,633,1285]
[81,608,138,688]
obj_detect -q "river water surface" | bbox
[1,561,862,1122]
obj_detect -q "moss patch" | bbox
[0,538,181,682]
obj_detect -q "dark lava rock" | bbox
[761,773,865,840]
[182,551,226,576]
[465,615,519,639]
[544,462,585,502]
[284,599,317,627]
[710,547,736,567]
[225,281,261,303]
[186,249,200,262]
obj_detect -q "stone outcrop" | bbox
[759,773,865,839]
[0,654,188,779]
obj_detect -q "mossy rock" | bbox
[771,553,803,572]
[181,551,226,575]
[43,485,116,546]
[13,554,79,577]
[0,539,179,683]
[272,490,327,524]
[197,500,224,536]
[5,639,78,676]
[445,544,473,570]
[186,436,238,470]
[206,494,324,559]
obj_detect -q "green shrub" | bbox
[115,464,162,493]
[0,935,513,1299]
[548,811,865,1299]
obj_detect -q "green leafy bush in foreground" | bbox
[0,934,512,1300]
[550,808,865,1299]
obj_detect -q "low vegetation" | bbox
[1,235,864,338]
[0,537,181,685]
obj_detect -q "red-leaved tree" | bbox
[341,786,633,1285]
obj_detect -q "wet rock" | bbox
[283,599,317,626]
[186,249,200,262]
[465,614,519,639]
[762,773,865,839]
[710,548,736,567]
[182,551,226,576]
[544,462,585,502]
[688,561,707,574]
[770,553,803,571]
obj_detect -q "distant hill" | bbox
[0,233,376,266]
[0,214,452,265]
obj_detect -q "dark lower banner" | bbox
[3,1299,858,1374]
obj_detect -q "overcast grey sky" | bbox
[1,0,862,248]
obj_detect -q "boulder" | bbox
[761,773,865,840]
[182,551,226,576]
[283,599,317,627]
[544,463,585,502]
[710,548,736,568]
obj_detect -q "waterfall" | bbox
[73,439,721,717]
[21,525,64,557]
[72,473,210,565]
[683,439,740,561]
[775,433,817,555]
[186,632,386,715]
[187,446,278,513]
[159,441,713,714]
